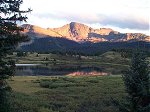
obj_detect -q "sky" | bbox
[21,0,150,35]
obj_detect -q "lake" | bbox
[15,64,110,76]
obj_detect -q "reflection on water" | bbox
[67,71,108,76]
[15,64,40,66]
[15,64,109,76]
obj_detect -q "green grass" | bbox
[10,51,130,75]
[8,76,126,112]
[7,51,149,112]
[10,51,130,65]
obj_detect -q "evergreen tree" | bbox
[0,0,31,112]
[117,51,150,112]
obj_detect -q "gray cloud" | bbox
[33,12,149,30]
[97,15,149,30]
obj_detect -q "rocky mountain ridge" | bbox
[22,22,150,43]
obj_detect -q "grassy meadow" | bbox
[10,51,130,75]
[7,51,150,112]
[11,51,130,65]
[9,76,126,112]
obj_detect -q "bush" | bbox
[40,81,50,88]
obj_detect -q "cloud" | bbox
[97,14,149,30]
[21,0,149,35]
[32,12,149,30]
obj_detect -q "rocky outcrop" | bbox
[22,22,150,43]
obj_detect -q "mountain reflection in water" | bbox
[67,71,108,76]
[15,64,110,76]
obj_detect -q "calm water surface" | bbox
[15,64,110,76]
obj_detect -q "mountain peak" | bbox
[22,22,150,42]
[70,22,76,25]
[69,22,89,29]
[70,21,83,25]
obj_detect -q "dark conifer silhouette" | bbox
[0,0,31,111]
[114,51,150,112]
